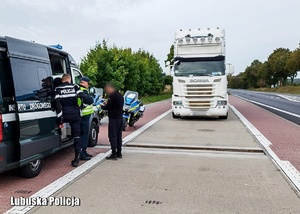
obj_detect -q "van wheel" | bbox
[20,159,42,178]
[172,112,181,119]
[219,113,228,120]
[88,121,99,147]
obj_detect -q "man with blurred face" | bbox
[102,83,124,160]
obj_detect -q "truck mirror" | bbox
[226,64,234,75]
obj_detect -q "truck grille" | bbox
[182,83,216,109]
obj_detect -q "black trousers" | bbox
[64,112,82,154]
[81,114,91,154]
[108,117,123,155]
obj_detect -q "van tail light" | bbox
[0,115,3,142]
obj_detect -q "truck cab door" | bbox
[5,37,60,164]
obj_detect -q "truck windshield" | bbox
[174,60,225,77]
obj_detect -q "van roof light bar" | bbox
[49,44,63,50]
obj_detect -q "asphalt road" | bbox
[229,89,300,125]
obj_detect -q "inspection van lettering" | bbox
[17,103,26,111]
[29,102,51,110]
[8,104,16,112]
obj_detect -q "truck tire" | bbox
[122,118,128,131]
[88,121,99,147]
[219,113,228,120]
[172,112,181,119]
[20,159,43,178]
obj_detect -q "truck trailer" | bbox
[171,28,229,119]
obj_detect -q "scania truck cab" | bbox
[171,28,229,119]
[0,36,100,178]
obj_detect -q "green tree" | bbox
[243,60,263,88]
[80,41,164,96]
[164,75,173,86]
[286,47,300,85]
[165,44,174,64]
[267,48,291,86]
[257,62,272,87]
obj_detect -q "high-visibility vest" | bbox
[78,86,94,116]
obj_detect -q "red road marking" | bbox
[0,100,171,213]
[230,96,300,171]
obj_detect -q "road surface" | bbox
[229,89,300,125]
[32,109,300,214]
[0,100,171,214]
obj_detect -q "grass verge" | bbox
[141,92,172,104]
[252,86,300,94]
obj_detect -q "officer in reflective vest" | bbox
[78,77,95,159]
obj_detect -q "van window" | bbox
[72,68,82,85]
[49,54,67,76]
[11,59,51,101]
[0,45,14,98]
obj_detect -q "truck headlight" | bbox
[173,101,183,106]
[217,100,227,106]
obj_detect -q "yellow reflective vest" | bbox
[78,86,94,116]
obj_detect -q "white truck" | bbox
[171,28,229,119]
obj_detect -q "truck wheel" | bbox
[172,112,181,119]
[219,113,228,120]
[122,118,128,131]
[88,121,99,147]
[20,159,42,178]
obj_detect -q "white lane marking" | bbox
[5,108,171,214]
[230,104,300,193]
[234,94,300,119]
[277,94,300,103]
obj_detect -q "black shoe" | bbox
[106,154,117,160]
[117,153,122,158]
[84,152,93,158]
[80,154,91,161]
[71,153,80,167]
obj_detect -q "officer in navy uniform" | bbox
[78,77,94,159]
[55,74,93,167]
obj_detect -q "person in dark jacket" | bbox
[55,74,93,167]
[102,82,124,160]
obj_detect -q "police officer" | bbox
[79,77,94,159]
[55,74,93,167]
[102,83,124,160]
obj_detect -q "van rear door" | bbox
[5,37,60,165]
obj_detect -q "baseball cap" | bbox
[80,76,90,83]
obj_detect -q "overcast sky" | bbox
[1,0,300,73]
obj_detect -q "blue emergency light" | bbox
[49,44,63,50]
